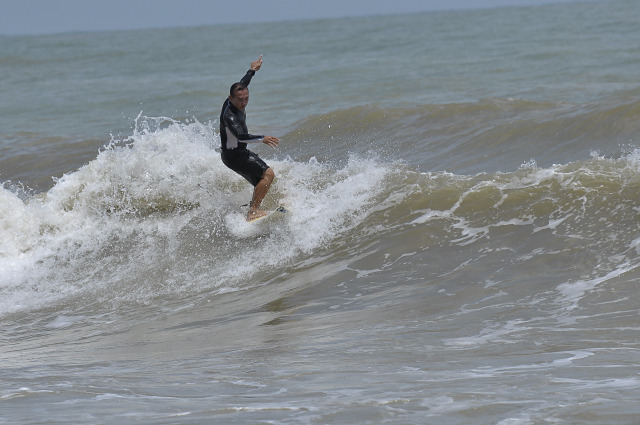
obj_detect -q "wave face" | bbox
[3,109,640,317]
[286,98,640,174]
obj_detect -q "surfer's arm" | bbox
[223,111,264,143]
[239,55,263,86]
[240,70,255,87]
[223,107,278,148]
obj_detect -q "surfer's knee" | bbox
[263,167,275,183]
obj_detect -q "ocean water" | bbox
[2,1,640,423]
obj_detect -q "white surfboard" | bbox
[247,205,288,223]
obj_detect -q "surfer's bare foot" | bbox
[247,209,268,222]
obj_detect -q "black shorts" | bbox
[221,149,269,187]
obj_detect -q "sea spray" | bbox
[0,118,393,316]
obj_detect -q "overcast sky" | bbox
[1,0,606,36]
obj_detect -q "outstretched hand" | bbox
[262,136,279,148]
[250,55,263,71]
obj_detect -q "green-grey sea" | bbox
[2,1,640,423]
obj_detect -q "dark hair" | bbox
[230,82,248,97]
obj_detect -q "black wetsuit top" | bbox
[219,70,264,150]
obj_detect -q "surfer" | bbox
[219,55,280,222]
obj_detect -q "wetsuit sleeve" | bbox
[223,108,264,143]
[240,70,255,86]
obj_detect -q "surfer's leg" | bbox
[247,168,275,221]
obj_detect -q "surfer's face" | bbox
[229,89,249,111]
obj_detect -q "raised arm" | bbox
[239,55,263,86]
